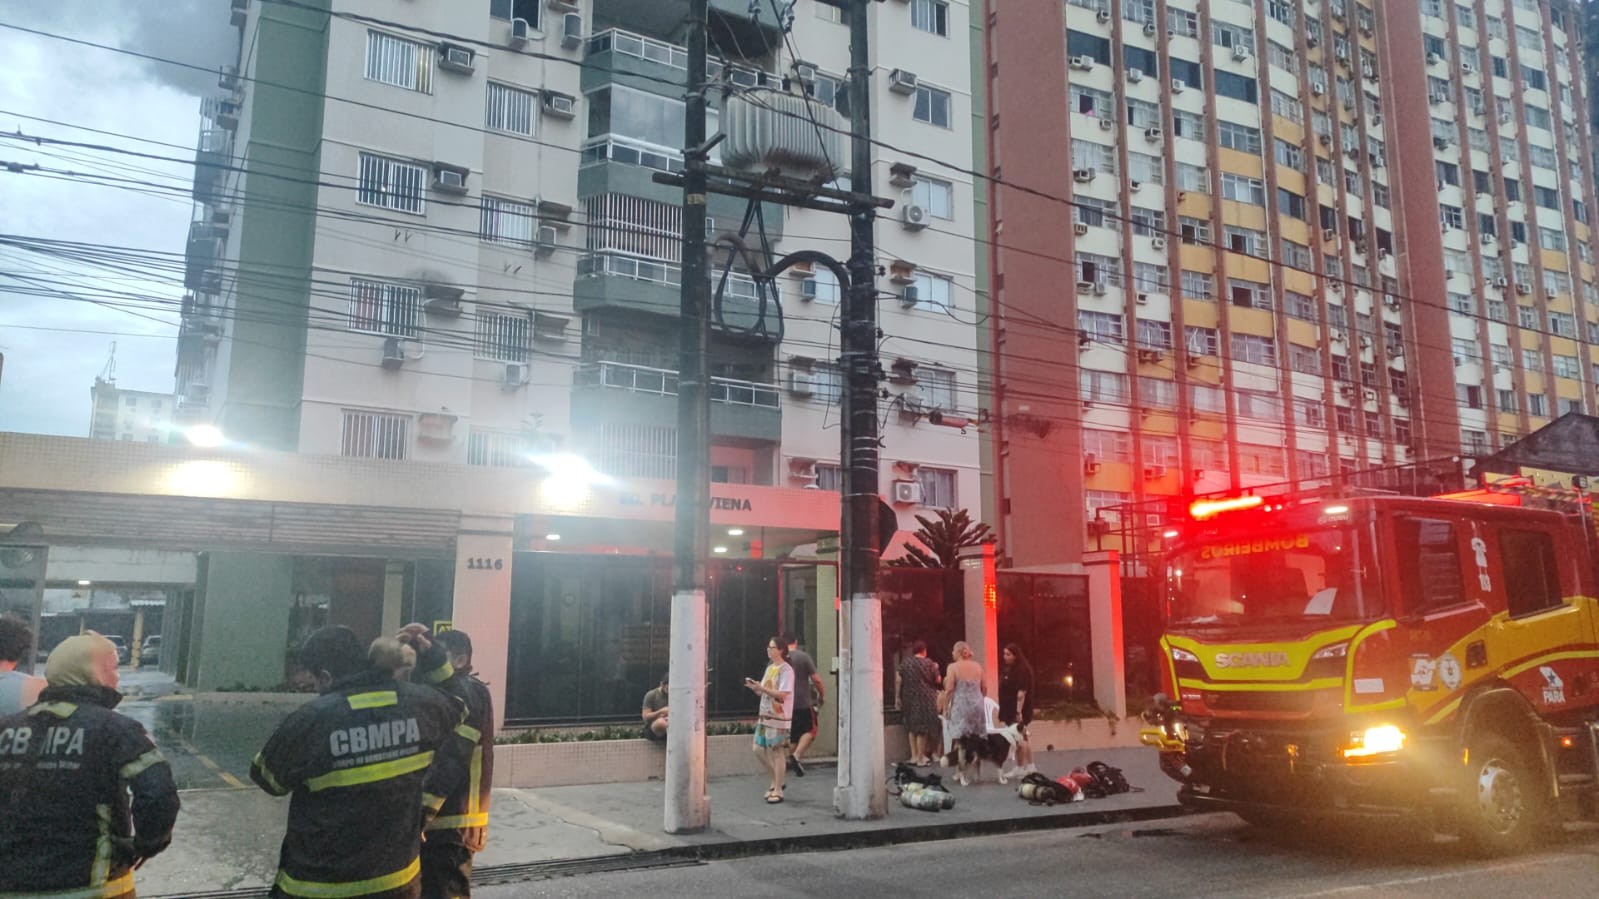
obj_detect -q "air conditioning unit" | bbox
[891,479,923,505]
[1171,78,1186,93]
[1516,282,1533,295]
[1499,111,1512,124]
[1329,329,1346,343]
[230,0,249,28]
[888,68,919,94]
[1319,133,1332,147]
[1427,53,1441,67]
[1481,233,1495,246]
[561,12,583,50]
[1087,519,1111,538]
[1073,222,1089,236]
[888,161,918,187]
[1493,276,1509,288]
[1136,292,1150,305]
[1098,117,1115,131]
[1461,60,1474,75]
[423,283,464,316]
[1083,452,1100,475]
[218,65,239,91]
[1143,22,1157,37]
[1138,349,1164,364]
[1073,168,1096,183]
[432,167,468,193]
[439,44,475,74]
[1307,34,1319,48]
[1092,281,1109,296]
[1231,45,1248,61]
[1144,464,1168,480]
[542,92,576,119]
[535,225,558,256]
[1070,56,1095,71]
[1128,180,1142,192]
[901,203,929,231]
[787,369,815,396]
[1311,82,1326,96]
[182,382,211,404]
[900,285,921,307]
[382,337,406,369]
[1322,228,1338,242]
[1075,279,1095,292]
[1151,235,1166,250]
[1433,136,1449,150]
[1096,8,1111,23]
[1185,354,1204,370]
[1127,68,1144,84]
[511,17,531,46]
[1144,127,1162,142]
[788,457,819,481]
[503,361,529,389]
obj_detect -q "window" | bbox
[490,0,541,28]
[1071,139,1117,174]
[1290,344,1323,375]
[913,85,952,127]
[341,410,410,460]
[1231,333,1277,366]
[815,463,843,491]
[1221,173,1266,205]
[912,176,954,219]
[1236,391,1283,421]
[479,196,536,245]
[1286,291,1318,323]
[366,31,432,93]
[1172,110,1205,141]
[1176,163,1209,192]
[468,429,532,468]
[1224,226,1265,256]
[1128,152,1163,185]
[1274,138,1303,169]
[1229,279,1271,310]
[1132,262,1167,293]
[1440,205,1464,230]
[1523,348,1544,370]
[1079,368,1129,403]
[1214,72,1259,104]
[910,0,948,36]
[919,368,958,411]
[1217,121,1262,153]
[802,362,843,405]
[1136,318,1173,350]
[348,278,421,338]
[1296,401,1325,429]
[486,82,537,136]
[357,152,427,214]
[1277,188,1306,219]
[1181,270,1214,300]
[1190,384,1225,415]
[909,271,953,309]
[1139,378,1178,409]
[1185,325,1219,356]
[1212,23,1254,52]
[1167,7,1198,38]
[1528,393,1548,417]
[1394,519,1466,614]
[916,467,958,509]
[1082,429,1133,463]
[1499,529,1563,617]
[1075,196,1116,227]
[1535,186,1560,210]
[1539,228,1567,252]
[474,309,531,362]
[1078,310,1126,344]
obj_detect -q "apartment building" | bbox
[982,0,1599,568]
[175,0,981,723]
[88,377,175,443]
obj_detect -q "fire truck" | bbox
[1139,478,1599,854]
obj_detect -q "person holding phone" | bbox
[745,636,794,803]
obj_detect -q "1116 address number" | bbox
[465,558,504,570]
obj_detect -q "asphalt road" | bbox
[473,814,1599,899]
[118,672,298,790]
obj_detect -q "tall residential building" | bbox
[89,378,175,443]
[179,0,981,516]
[984,0,1599,567]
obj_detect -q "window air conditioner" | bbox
[1232,45,1248,61]
[1128,68,1144,84]
[1096,9,1110,23]
[1144,464,1168,479]
[1144,127,1162,142]
[1516,282,1533,295]
[798,278,820,301]
[1073,222,1089,236]
[1073,168,1096,183]
[901,203,930,231]
[1312,82,1326,96]
[542,92,576,119]
[1083,453,1101,475]
[432,167,468,193]
[511,17,531,46]
[1092,281,1108,296]
[439,45,475,74]
[1075,279,1095,291]
[901,285,921,307]
[1427,53,1441,67]
[535,225,558,256]
[1493,276,1508,288]
[1137,349,1164,364]
[889,68,919,94]
[787,370,815,397]
[1171,78,1186,93]
[1151,235,1166,250]
[1143,22,1157,37]
[1098,117,1115,131]
[891,479,923,505]
[503,361,529,389]
[561,12,583,50]
[1070,56,1095,71]
[382,337,406,369]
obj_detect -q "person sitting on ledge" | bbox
[642,673,669,742]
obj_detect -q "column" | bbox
[958,542,999,698]
[381,561,405,637]
[451,515,515,731]
[1083,550,1126,719]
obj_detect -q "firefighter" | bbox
[406,626,494,899]
[251,627,475,899]
[0,632,180,898]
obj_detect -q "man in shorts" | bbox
[641,674,668,741]
[783,633,825,776]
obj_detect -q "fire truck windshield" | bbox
[1166,525,1381,631]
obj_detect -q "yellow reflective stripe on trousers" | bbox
[91,804,112,885]
[422,792,445,812]
[467,745,483,814]
[273,856,421,898]
[305,750,434,792]
[425,811,490,830]
[119,748,165,781]
[345,691,398,709]
[8,872,135,899]
[454,722,481,743]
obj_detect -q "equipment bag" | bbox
[1086,760,1133,795]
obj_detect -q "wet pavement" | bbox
[118,671,305,790]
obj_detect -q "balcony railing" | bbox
[581,137,685,174]
[587,28,765,88]
[578,252,760,302]
[576,360,780,409]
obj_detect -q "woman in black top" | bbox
[998,643,1036,774]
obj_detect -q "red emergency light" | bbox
[1188,494,1264,520]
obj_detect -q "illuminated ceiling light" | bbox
[184,424,227,448]
[529,452,615,487]
[1323,504,1350,516]
[77,579,92,587]
[712,545,729,554]
[728,528,745,536]
[1189,495,1264,520]
[1162,529,1180,539]
[544,533,562,541]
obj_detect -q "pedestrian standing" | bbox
[409,627,495,899]
[999,643,1036,775]
[250,627,474,899]
[897,640,942,765]
[783,633,825,777]
[939,641,986,785]
[745,635,794,804]
[0,632,180,897]
[0,614,46,714]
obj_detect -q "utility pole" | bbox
[834,0,887,820]
[666,0,712,834]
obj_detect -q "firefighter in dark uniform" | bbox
[0,632,180,898]
[409,627,494,898]
[251,627,475,899]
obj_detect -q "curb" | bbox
[148,803,1191,897]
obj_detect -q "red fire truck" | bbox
[1140,479,1599,854]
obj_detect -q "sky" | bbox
[0,1,237,436]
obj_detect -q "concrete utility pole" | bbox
[666,0,712,835]
[834,0,887,821]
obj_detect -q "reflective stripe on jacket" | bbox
[417,663,495,852]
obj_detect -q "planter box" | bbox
[498,718,1141,788]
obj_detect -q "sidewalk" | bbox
[138,745,1184,897]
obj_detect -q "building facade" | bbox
[89,377,175,443]
[985,0,1599,567]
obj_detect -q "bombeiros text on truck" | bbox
[1139,475,1599,854]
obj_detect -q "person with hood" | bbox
[0,631,180,897]
[251,627,474,899]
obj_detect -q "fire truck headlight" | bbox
[1311,642,1349,660]
[1343,724,1406,759]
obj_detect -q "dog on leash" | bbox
[944,724,1023,785]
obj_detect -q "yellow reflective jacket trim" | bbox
[425,812,489,831]
[454,723,481,743]
[119,748,165,781]
[28,702,78,718]
[345,691,398,710]
[422,792,445,812]
[273,856,421,898]
[91,804,112,885]
[468,745,483,814]
[419,660,454,685]
[304,751,434,792]
[252,752,290,795]
[8,872,135,899]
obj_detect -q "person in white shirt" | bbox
[0,615,46,714]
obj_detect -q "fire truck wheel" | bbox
[1457,733,1548,856]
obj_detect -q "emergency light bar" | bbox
[1188,495,1264,520]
